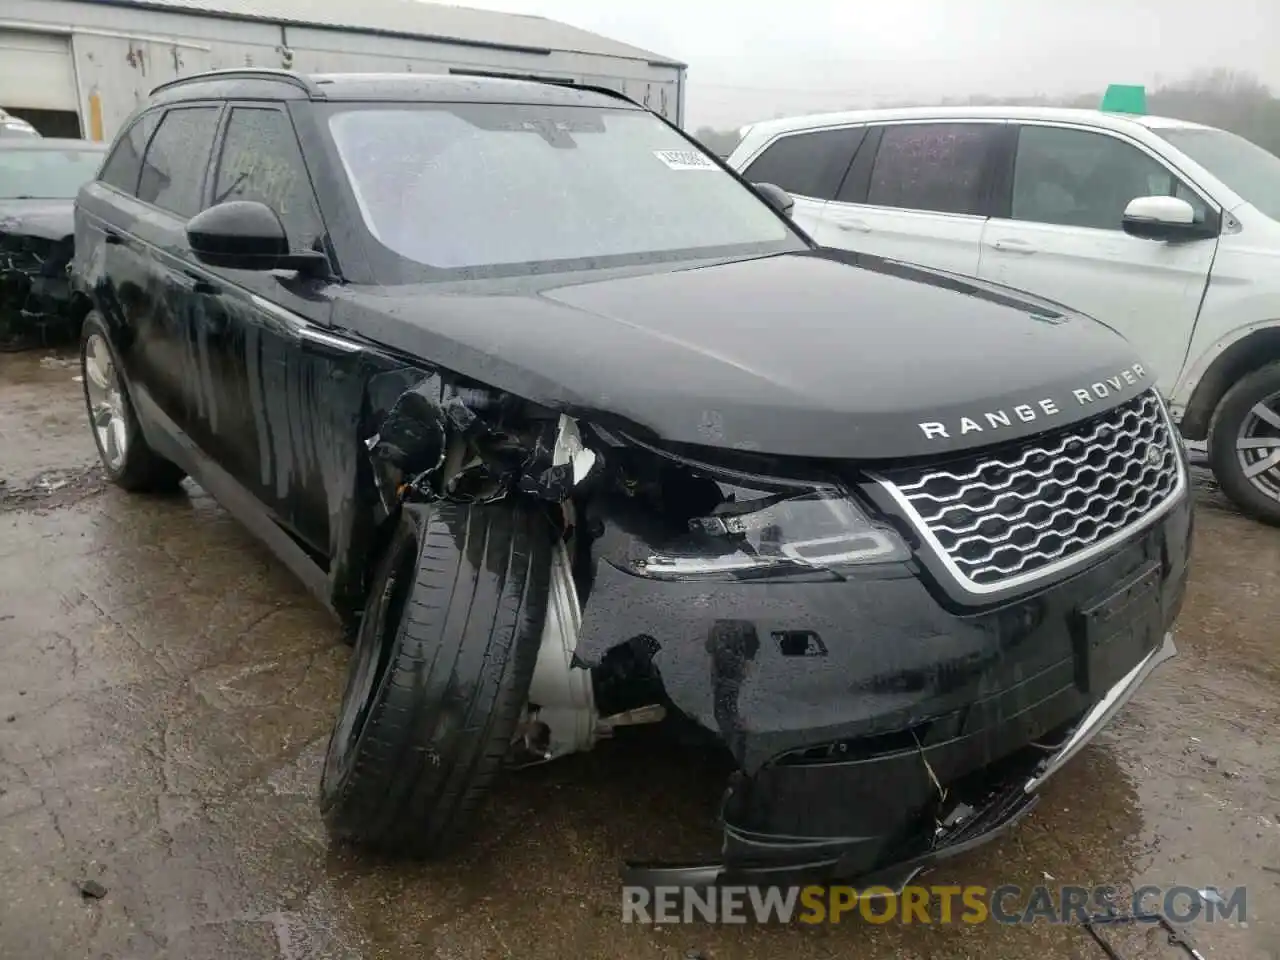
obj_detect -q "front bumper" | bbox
[576,488,1191,886]
[621,632,1176,889]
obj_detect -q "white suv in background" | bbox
[727,106,1280,524]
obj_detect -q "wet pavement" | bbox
[1,348,1277,960]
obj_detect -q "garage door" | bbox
[0,30,78,112]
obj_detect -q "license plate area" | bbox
[1073,562,1162,696]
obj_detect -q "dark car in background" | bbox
[72,69,1191,889]
[1,138,106,349]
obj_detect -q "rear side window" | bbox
[742,127,865,200]
[1011,125,1208,230]
[867,123,999,215]
[211,107,325,253]
[99,111,160,195]
[137,106,220,218]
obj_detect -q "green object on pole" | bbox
[1100,83,1147,114]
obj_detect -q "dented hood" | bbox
[0,199,74,241]
[347,249,1148,460]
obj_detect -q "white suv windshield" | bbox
[1159,127,1280,221]
[326,103,799,276]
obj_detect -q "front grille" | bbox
[878,390,1183,592]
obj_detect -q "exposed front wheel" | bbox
[319,499,552,857]
[1208,362,1280,525]
[79,312,185,493]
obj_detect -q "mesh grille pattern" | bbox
[881,391,1181,589]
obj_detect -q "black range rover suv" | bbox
[72,69,1192,888]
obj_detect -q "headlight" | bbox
[616,438,910,580]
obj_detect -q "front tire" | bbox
[80,312,185,493]
[320,499,552,858]
[1208,361,1280,525]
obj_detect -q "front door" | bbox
[193,102,342,555]
[977,123,1219,395]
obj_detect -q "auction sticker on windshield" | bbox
[653,149,718,170]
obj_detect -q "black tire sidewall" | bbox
[1208,363,1280,525]
[318,499,550,856]
[321,512,419,798]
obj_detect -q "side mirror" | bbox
[754,182,795,218]
[1121,195,1215,242]
[186,200,326,274]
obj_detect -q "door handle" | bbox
[104,229,123,246]
[991,238,1037,254]
[835,219,872,233]
[184,271,219,296]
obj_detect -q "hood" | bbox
[340,249,1151,460]
[0,199,75,241]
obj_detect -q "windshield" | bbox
[326,103,801,278]
[1159,127,1280,220]
[0,147,104,199]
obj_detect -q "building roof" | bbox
[84,0,684,67]
[740,105,1213,142]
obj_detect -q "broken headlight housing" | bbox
[623,440,910,580]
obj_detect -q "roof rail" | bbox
[149,68,323,99]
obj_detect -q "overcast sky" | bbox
[449,0,1280,129]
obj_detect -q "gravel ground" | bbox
[1,349,1277,960]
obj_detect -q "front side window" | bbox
[1158,127,1280,221]
[211,107,325,252]
[0,147,106,199]
[99,111,161,196]
[1012,125,1208,230]
[867,123,999,216]
[741,127,865,201]
[137,106,220,218]
[325,103,803,278]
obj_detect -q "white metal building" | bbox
[0,0,686,140]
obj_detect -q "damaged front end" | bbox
[351,372,1189,889]
[0,227,77,352]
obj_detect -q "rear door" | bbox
[814,120,1008,276]
[130,103,226,441]
[976,123,1219,393]
[76,103,223,439]
[735,126,866,238]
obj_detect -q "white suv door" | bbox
[734,125,867,240]
[811,120,1007,276]
[976,123,1220,394]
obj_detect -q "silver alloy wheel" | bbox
[83,333,129,472]
[1235,390,1280,502]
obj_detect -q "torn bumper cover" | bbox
[575,486,1191,887]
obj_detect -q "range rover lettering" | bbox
[72,70,1192,887]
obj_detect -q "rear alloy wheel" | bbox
[80,313,186,493]
[320,499,552,858]
[1208,362,1280,525]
